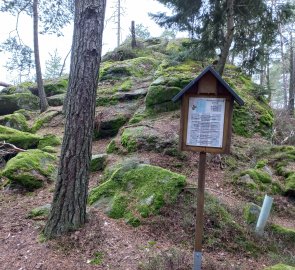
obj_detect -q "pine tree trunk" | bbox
[117,0,121,47]
[131,21,136,49]
[289,37,295,116]
[279,24,288,109]
[33,0,48,112]
[216,0,235,76]
[44,0,106,238]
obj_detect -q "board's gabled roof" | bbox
[172,66,244,106]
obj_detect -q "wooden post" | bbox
[193,151,206,270]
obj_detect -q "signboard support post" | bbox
[193,151,206,270]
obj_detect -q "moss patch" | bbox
[100,57,158,81]
[94,115,129,139]
[1,149,57,190]
[31,110,60,133]
[0,93,39,115]
[38,134,61,149]
[0,112,29,131]
[0,125,41,149]
[88,160,186,226]
[270,224,295,243]
[264,264,295,270]
[91,154,107,172]
[27,204,51,219]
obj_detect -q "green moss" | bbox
[41,146,57,153]
[1,149,57,190]
[242,169,272,184]
[121,127,143,152]
[38,134,61,149]
[256,159,268,169]
[96,96,119,106]
[232,105,256,137]
[90,154,107,172]
[43,78,68,96]
[100,57,158,81]
[106,139,119,154]
[27,204,51,219]
[119,79,133,92]
[0,93,39,115]
[47,93,65,106]
[145,85,181,113]
[264,264,295,270]
[89,251,104,265]
[270,224,295,242]
[129,112,146,124]
[31,110,60,133]
[89,162,186,225]
[108,193,129,219]
[0,125,41,149]
[94,115,129,139]
[0,112,29,131]
[286,173,295,195]
[243,203,261,224]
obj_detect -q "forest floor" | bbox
[0,107,295,270]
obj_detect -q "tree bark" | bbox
[33,0,48,112]
[44,0,106,238]
[131,20,136,49]
[216,0,235,76]
[117,0,121,47]
[289,35,295,116]
[279,24,288,109]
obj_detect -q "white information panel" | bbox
[186,97,225,148]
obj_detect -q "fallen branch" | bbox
[0,141,26,157]
[0,81,13,88]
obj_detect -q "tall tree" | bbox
[44,0,106,238]
[0,0,73,110]
[33,0,48,112]
[151,0,293,75]
[289,35,295,116]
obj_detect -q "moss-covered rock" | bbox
[145,60,199,113]
[119,125,179,155]
[223,71,274,138]
[38,134,61,149]
[31,110,60,133]
[88,160,186,226]
[0,112,29,131]
[1,149,57,190]
[264,264,295,270]
[43,78,68,96]
[47,93,65,106]
[100,57,158,81]
[91,154,107,172]
[0,125,41,149]
[27,204,51,219]
[94,114,129,139]
[106,139,119,154]
[0,93,39,115]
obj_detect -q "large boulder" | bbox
[0,125,41,149]
[0,112,29,131]
[145,60,197,113]
[0,93,39,115]
[100,57,158,81]
[1,149,57,190]
[88,160,186,226]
